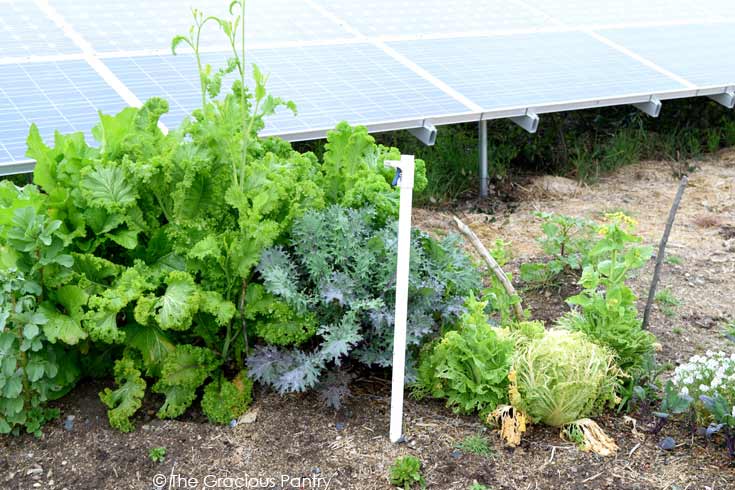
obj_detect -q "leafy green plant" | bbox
[469,484,490,490]
[413,296,513,415]
[699,394,735,457]
[557,214,656,375]
[617,354,665,414]
[649,380,693,434]
[148,446,167,463]
[664,255,683,266]
[724,320,735,342]
[249,205,480,406]
[0,193,80,436]
[510,329,621,427]
[0,0,437,434]
[201,370,253,424]
[456,434,494,457]
[520,212,597,288]
[389,455,425,490]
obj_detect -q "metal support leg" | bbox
[479,120,488,199]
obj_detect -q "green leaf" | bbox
[40,304,88,345]
[188,235,221,261]
[171,34,189,55]
[99,358,146,432]
[108,228,139,249]
[198,291,236,327]
[26,124,57,193]
[25,361,44,382]
[152,345,220,419]
[23,324,39,340]
[154,272,199,331]
[152,383,196,419]
[3,375,22,398]
[81,166,137,211]
[124,324,175,377]
[175,173,216,221]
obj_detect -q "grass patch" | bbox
[655,288,681,318]
[456,434,495,458]
[665,254,683,266]
[723,320,735,341]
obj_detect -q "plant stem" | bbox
[238,277,249,358]
[239,0,247,185]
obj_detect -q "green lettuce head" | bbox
[510,329,621,427]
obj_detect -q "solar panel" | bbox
[47,0,355,53]
[310,0,553,37]
[520,0,719,27]
[1,0,734,173]
[0,60,126,163]
[599,24,735,88]
[104,44,473,137]
[388,32,688,114]
[0,0,79,57]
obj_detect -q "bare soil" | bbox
[3,152,735,490]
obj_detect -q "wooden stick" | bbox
[452,216,524,321]
[642,175,688,330]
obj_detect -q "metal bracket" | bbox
[708,91,735,109]
[509,111,539,133]
[634,97,662,118]
[408,122,437,146]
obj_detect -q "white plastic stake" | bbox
[386,154,415,443]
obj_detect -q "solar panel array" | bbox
[1,0,734,173]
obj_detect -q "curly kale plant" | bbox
[414,296,514,414]
[201,370,253,424]
[247,205,481,406]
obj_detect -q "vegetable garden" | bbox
[2,4,735,490]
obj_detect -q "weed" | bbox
[664,254,683,266]
[706,128,722,154]
[455,434,495,458]
[469,484,490,490]
[148,447,167,463]
[389,455,425,490]
[672,326,683,335]
[655,288,680,306]
[723,320,735,341]
[655,289,680,317]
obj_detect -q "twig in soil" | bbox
[628,442,641,457]
[642,175,688,330]
[582,472,604,483]
[452,215,525,321]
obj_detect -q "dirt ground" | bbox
[2,152,735,490]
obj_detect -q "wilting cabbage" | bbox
[510,329,621,427]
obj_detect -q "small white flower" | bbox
[699,384,709,392]
[681,387,689,396]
